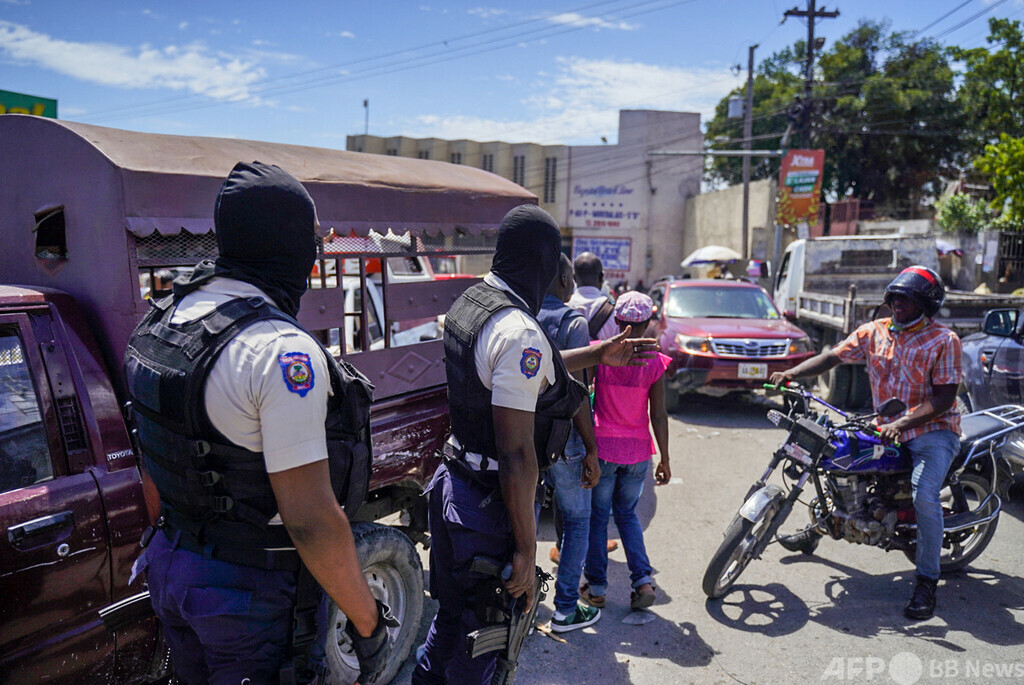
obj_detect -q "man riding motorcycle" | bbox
[770,265,962,621]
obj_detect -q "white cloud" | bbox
[0,21,266,102]
[546,12,639,31]
[468,7,510,20]
[327,30,356,39]
[178,21,188,30]
[402,57,740,144]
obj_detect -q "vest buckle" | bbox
[192,440,211,458]
[211,496,234,513]
[198,470,222,487]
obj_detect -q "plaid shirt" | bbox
[833,318,961,441]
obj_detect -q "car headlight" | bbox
[676,333,712,355]
[788,337,812,354]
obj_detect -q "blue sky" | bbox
[1,0,1022,149]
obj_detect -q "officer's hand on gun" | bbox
[504,548,537,611]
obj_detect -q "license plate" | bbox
[738,363,767,379]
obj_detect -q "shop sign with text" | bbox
[776,149,824,227]
[0,90,57,118]
[572,236,632,272]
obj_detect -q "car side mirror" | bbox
[760,261,770,279]
[983,309,1017,337]
[878,398,907,417]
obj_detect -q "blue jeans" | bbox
[139,528,299,685]
[906,429,959,580]
[583,458,654,595]
[547,435,591,614]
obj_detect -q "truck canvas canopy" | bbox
[0,115,536,399]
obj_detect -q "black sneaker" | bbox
[777,526,822,554]
[904,576,938,620]
[549,603,601,633]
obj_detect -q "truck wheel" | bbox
[664,385,681,413]
[955,393,973,416]
[325,522,424,685]
[816,364,851,408]
[847,366,872,410]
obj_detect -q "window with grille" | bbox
[34,207,67,260]
[513,155,525,186]
[543,157,557,203]
[482,154,494,173]
[0,329,54,493]
[386,149,398,156]
[450,152,462,165]
[418,150,431,160]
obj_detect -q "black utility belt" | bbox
[149,513,301,572]
[441,444,549,505]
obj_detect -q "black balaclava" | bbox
[210,161,317,317]
[490,204,561,315]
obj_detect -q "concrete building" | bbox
[347,109,703,286]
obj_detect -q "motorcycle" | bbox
[703,382,1019,599]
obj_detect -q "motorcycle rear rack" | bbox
[959,404,1024,466]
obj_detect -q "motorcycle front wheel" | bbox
[900,471,1000,574]
[703,496,782,599]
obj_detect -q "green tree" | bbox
[975,134,1024,226]
[955,18,1024,147]
[703,20,968,217]
[934,192,989,234]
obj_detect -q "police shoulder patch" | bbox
[279,351,315,397]
[520,347,542,379]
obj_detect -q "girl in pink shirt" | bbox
[580,292,671,611]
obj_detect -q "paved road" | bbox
[391,392,1024,685]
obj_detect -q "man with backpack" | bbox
[568,252,618,341]
[124,162,395,684]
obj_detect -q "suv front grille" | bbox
[712,339,789,358]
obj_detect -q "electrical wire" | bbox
[85,0,702,124]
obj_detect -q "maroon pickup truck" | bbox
[0,115,533,683]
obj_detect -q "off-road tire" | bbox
[325,523,424,684]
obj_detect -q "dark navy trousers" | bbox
[139,528,300,685]
[412,462,514,685]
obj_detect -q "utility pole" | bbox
[783,1,839,147]
[363,98,369,136]
[741,44,757,261]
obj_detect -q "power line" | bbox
[932,0,1011,40]
[914,0,976,37]
[86,0,701,124]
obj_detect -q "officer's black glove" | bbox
[344,599,400,685]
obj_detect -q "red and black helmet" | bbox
[884,265,945,318]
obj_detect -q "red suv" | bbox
[648,278,815,406]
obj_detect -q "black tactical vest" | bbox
[123,294,373,570]
[443,282,587,474]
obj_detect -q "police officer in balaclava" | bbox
[125,161,395,684]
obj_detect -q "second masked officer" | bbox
[412,204,658,684]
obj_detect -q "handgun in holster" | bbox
[464,556,551,685]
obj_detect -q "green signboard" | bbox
[0,89,57,118]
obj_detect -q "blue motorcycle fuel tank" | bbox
[821,430,911,474]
